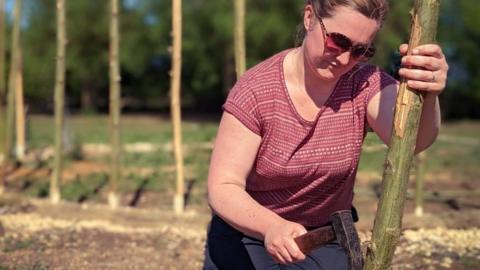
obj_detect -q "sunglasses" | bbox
[315,13,376,60]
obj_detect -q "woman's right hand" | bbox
[264,220,308,264]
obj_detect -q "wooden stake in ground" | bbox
[0,0,7,193]
[108,0,121,209]
[363,1,440,269]
[234,0,246,79]
[414,151,426,216]
[50,0,66,204]
[14,50,25,160]
[5,0,23,169]
[170,0,185,214]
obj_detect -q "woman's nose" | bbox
[336,50,352,65]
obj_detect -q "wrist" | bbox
[423,91,438,101]
[261,215,286,238]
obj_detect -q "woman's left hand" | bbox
[398,43,449,96]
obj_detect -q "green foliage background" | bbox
[3,0,480,118]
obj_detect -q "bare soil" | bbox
[0,165,479,270]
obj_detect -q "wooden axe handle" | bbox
[294,225,336,254]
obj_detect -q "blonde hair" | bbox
[295,0,389,45]
[309,0,389,22]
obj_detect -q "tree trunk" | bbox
[234,0,246,79]
[414,151,426,216]
[108,0,121,209]
[14,50,25,160]
[170,0,184,214]
[50,0,66,204]
[363,1,440,270]
[5,0,23,168]
[0,0,6,193]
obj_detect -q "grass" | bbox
[14,115,480,206]
[461,256,480,269]
[16,263,49,270]
[1,237,36,253]
[0,262,49,270]
[28,115,218,148]
[23,179,50,198]
[358,132,387,172]
[358,126,480,183]
[442,120,480,138]
[122,150,173,168]
[61,174,108,202]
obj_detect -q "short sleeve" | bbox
[354,64,399,107]
[223,80,262,135]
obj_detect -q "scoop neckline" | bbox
[279,49,344,126]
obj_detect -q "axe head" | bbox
[331,210,364,270]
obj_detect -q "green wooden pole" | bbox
[50,0,66,204]
[363,1,441,269]
[108,0,121,209]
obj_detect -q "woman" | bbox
[204,0,448,269]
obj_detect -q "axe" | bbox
[294,210,363,270]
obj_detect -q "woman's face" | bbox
[303,5,380,81]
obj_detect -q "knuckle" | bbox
[267,245,276,253]
[272,239,282,247]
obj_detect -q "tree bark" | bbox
[50,0,66,204]
[363,1,441,269]
[0,0,6,192]
[234,0,246,79]
[171,0,185,214]
[108,0,121,209]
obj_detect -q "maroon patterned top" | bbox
[223,50,397,227]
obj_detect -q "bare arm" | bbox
[208,112,306,263]
[208,112,280,239]
[366,44,447,153]
[366,84,441,153]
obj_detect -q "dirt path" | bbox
[0,193,479,270]
[0,196,209,270]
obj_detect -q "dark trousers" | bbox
[203,215,348,270]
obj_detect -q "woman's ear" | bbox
[304,4,315,32]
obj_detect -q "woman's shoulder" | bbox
[351,63,398,82]
[350,63,384,79]
[347,63,399,102]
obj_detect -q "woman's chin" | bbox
[314,69,337,81]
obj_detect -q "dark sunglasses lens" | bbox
[352,46,375,59]
[329,33,352,51]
